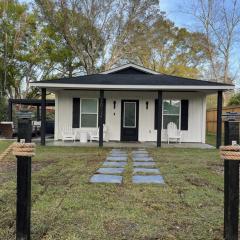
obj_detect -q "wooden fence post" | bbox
[220,146,240,240]
[16,116,32,240]
[224,159,239,240]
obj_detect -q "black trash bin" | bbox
[46,120,54,134]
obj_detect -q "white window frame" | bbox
[123,101,136,128]
[162,99,181,129]
[80,98,98,128]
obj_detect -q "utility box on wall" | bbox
[223,112,240,145]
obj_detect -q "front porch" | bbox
[38,89,223,148]
[46,140,214,149]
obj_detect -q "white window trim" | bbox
[162,99,181,130]
[123,101,136,128]
[80,98,98,128]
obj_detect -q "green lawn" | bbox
[206,133,225,147]
[0,143,224,239]
[206,133,216,146]
[0,140,13,152]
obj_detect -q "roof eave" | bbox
[30,82,234,91]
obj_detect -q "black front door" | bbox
[121,100,139,141]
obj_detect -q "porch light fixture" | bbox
[113,101,116,109]
[146,101,149,109]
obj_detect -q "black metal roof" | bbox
[9,99,55,106]
[33,73,233,87]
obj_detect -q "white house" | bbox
[30,63,234,147]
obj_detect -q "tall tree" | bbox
[35,0,160,73]
[118,15,210,78]
[35,0,105,74]
[184,0,240,83]
[0,0,42,98]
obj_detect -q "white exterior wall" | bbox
[54,90,207,143]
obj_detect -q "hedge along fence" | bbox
[207,105,240,133]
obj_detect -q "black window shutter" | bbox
[98,98,106,126]
[154,99,158,130]
[181,100,189,130]
[72,98,80,128]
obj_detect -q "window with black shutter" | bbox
[181,100,189,130]
[155,99,187,130]
[72,98,80,128]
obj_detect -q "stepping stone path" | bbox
[132,149,164,184]
[90,148,164,185]
[90,149,127,184]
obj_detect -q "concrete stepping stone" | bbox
[132,153,149,157]
[132,151,148,155]
[132,157,153,162]
[111,149,126,153]
[133,175,164,184]
[96,168,124,174]
[90,174,122,184]
[110,151,126,154]
[106,156,127,161]
[103,161,127,167]
[133,162,156,167]
[133,168,160,174]
[132,155,149,159]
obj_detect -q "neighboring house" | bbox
[30,63,234,146]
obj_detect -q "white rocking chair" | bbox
[61,126,77,142]
[167,122,182,144]
[90,125,109,142]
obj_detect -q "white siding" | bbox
[54,90,206,143]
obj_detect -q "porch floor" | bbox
[46,140,214,149]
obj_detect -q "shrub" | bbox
[228,93,240,106]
